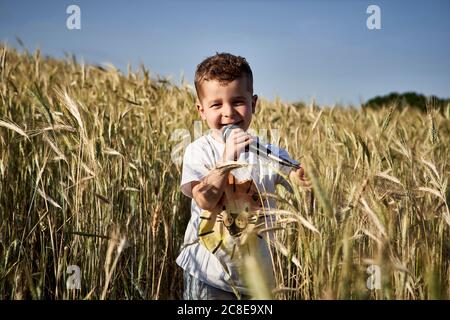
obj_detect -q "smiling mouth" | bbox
[221,121,243,127]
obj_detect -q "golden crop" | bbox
[1,45,449,299]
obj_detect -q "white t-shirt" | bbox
[176,132,298,294]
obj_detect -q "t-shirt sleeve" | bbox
[180,142,211,198]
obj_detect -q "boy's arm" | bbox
[191,167,229,211]
[187,127,253,211]
[192,127,253,211]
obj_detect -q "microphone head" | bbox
[221,124,241,142]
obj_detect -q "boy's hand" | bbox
[290,166,312,188]
[221,127,253,162]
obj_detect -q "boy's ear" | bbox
[252,94,258,114]
[196,100,206,120]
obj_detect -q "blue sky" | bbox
[1,0,449,105]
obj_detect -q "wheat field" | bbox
[0,45,449,300]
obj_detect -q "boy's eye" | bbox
[211,104,221,108]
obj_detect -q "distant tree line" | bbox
[363,92,450,112]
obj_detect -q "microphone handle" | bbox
[222,125,300,170]
[248,138,300,170]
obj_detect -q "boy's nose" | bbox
[221,104,234,117]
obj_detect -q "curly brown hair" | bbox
[194,52,253,99]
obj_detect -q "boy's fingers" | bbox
[226,133,252,147]
[233,135,252,144]
[299,166,309,180]
[223,129,253,161]
[227,128,244,138]
[229,131,249,141]
[291,167,312,189]
[300,180,312,189]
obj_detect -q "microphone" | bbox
[221,124,301,169]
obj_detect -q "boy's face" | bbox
[196,76,257,138]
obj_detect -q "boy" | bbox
[176,53,308,300]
